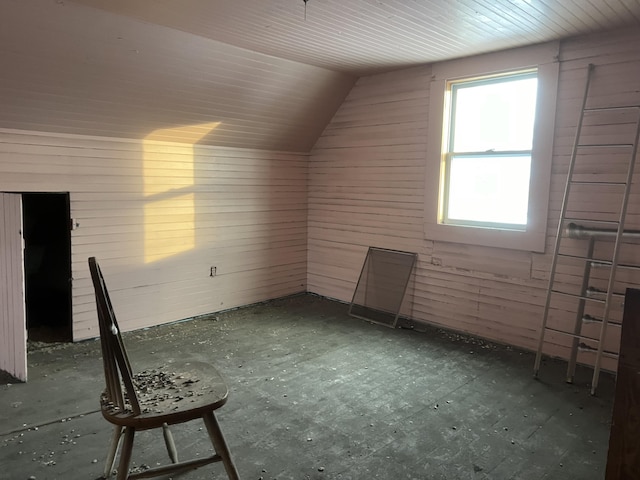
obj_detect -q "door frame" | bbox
[0,192,27,381]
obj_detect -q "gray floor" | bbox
[1,294,615,480]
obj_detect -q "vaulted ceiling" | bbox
[67,0,640,75]
[1,0,639,151]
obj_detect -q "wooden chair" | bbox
[88,257,240,480]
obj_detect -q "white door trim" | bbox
[0,193,27,381]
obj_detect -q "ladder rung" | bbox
[576,143,634,148]
[564,218,619,227]
[585,287,625,298]
[550,290,605,303]
[569,180,627,186]
[577,343,619,359]
[616,263,640,271]
[582,314,622,327]
[556,253,611,264]
[544,327,600,342]
[589,261,640,271]
[589,259,612,267]
[583,105,640,112]
[558,257,640,270]
[557,252,590,261]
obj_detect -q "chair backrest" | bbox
[88,257,141,415]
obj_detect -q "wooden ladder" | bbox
[533,63,640,395]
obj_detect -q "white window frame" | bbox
[424,43,559,253]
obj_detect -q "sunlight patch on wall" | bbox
[143,122,220,263]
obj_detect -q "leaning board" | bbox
[349,247,417,328]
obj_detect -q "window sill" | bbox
[424,221,547,252]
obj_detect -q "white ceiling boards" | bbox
[67,0,640,75]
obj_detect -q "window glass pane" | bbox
[447,155,531,226]
[451,76,537,152]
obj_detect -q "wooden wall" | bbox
[308,27,640,367]
[0,0,349,343]
[0,129,308,340]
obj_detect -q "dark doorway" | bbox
[22,193,72,342]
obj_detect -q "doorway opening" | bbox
[22,193,72,343]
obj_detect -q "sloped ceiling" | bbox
[69,0,640,75]
[1,0,639,151]
[0,0,355,151]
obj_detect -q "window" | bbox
[424,43,559,252]
[442,71,538,230]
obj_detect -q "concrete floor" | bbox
[0,294,615,480]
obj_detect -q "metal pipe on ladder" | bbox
[566,223,640,239]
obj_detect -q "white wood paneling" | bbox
[0,129,308,341]
[308,27,640,368]
[0,193,27,381]
[0,1,355,152]
[68,0,640,75]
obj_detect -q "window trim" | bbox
[424,42,559,253]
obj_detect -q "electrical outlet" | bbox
[210,266,217,277]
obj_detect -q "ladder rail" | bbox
[590,107,640,395]
[533,64,595,377]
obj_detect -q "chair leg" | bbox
[162,422,179,463]
[202,412,240,480]
[116,427,135,480]
[104,426,124,479]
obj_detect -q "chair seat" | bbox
[101,361,229,429]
